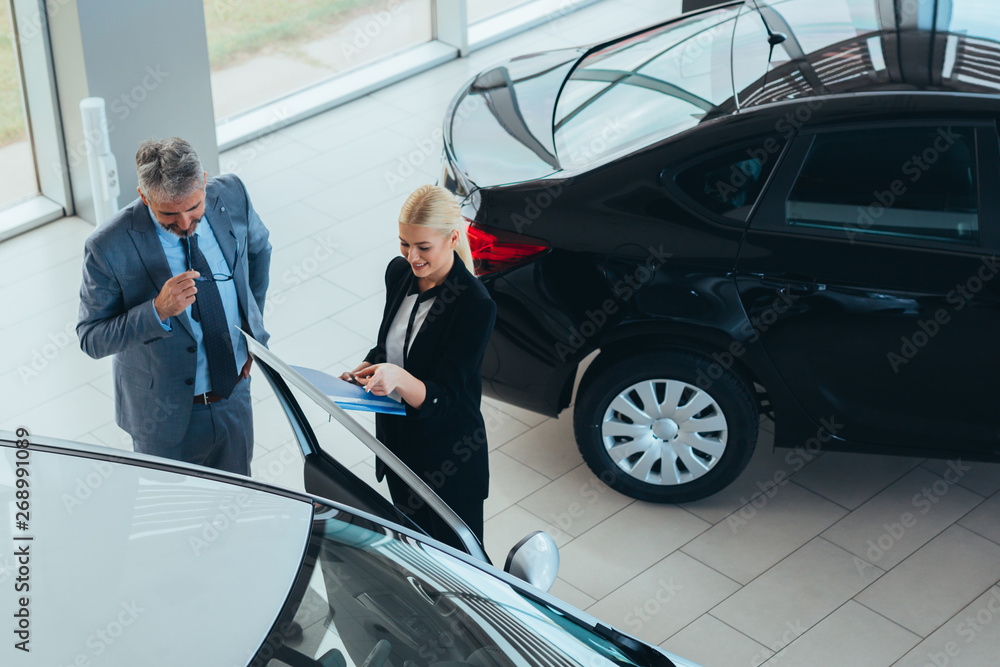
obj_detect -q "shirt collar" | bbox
[149,206,208,246]
[406,251,464,301]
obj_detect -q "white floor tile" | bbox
[822,467,984,570]
[250,440,306,493]
[248,167,331,216]
[261,200,340,250]
[499,415,583,479]
[0,258,81,323]
[958,491,1000,546]
[518,463,634,538]
[557,501,709,599]
[893,586,1000,667]
[0,217,91,288]
[763,601,919,667]
[222,137,320,187]
[856,526,1000,637]
[295,127,413,187]
[711,538,884,651]
[682,482,847,584]
[11,385,115,441]
[484,451,551,520]
[481,400,530,450]
[89,421,133,452]
[264,277,360,342]
[482,395,549,427]
[587,551,739,645]
[791,451,922,510]
[266,233,350,294]
[663,614,773,667]
[922,458,1000,498]
[268,317,372,378]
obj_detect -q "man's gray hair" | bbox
[136,137,204,203]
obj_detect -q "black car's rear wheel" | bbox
[573,351,758,503]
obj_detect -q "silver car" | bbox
[0,339,701,667]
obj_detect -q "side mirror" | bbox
[503,531,559,592]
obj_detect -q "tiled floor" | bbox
[4,2,1000,666]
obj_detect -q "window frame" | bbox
[664,134,793,227]
[0,0,71,239]
[750,118,1000,254]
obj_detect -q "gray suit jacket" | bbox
[77,173,271,448]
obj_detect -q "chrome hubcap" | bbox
[652,418,679,441]
[600,379,728,487]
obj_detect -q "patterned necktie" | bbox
[182,233,238,398]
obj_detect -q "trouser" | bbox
[133,377,254,476]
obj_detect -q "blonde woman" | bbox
[342,185,496,548]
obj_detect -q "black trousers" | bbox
[385,470,484,551]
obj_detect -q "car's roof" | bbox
[1,435,312,666]
[735,0,1000,109]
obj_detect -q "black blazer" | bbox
[364,254,497,502]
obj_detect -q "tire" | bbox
[573,350,758,503]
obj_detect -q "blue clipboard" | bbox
[289,365,406,416]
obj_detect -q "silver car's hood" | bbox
[0,437,312,665]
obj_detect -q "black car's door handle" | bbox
[753,274,826,296]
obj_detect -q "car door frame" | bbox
[246,335,490,563]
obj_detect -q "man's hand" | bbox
[154,270,199,321]
[240,356,253,379]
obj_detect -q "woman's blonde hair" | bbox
[398,185,473,273]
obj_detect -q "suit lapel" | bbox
[404,273,461,372]
[207,187,237,270]
[207,186,249,321]
[127,204,195,339]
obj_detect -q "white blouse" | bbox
[384,293,437,401]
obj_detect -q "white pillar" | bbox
[46,0,219,224]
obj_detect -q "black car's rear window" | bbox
[554,5,744,171]
[675,138,786,221]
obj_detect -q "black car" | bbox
[440,0,1000,502]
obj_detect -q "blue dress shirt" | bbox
[150,208,248,395]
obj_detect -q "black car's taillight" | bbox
[466,220,549,276]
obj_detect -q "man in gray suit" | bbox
[78,137,271,475]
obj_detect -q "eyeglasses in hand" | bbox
[183,235,245,283]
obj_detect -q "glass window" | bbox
[786,126,979,244]
[765,0,880,56]
[257,509,668,667]
[467,0,533,24]
[0,1,39,210]
[204,0,433,121]
[675,139,785,221]
[554,6,746,171]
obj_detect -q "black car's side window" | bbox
[786,126,980,245]
[674,139,785,221]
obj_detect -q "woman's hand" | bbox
[357,363,405,396]
[340,361,372,386]
[358,363,427,409]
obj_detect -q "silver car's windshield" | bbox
[252,507,657,667]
